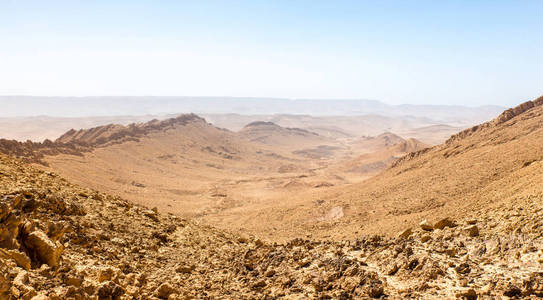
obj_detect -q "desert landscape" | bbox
[2,96,543,299]
[3,1,543,299]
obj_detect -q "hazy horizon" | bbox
[1,1,542,107]
[0,96,505,120]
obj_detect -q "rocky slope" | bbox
[343,137,429,174]
[0,115,208,166]
[3,151,543,299]
[0,152,393,299]
[307,96,543,238]
[238,121,336,152]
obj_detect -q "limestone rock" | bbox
[419,220,433,231]
[24,230,63,267]
[465,225,479,237]
[155,282,177,299]
[434,217,455,230]
[398,228,413,239]
[2,249,31,270]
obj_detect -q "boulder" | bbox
[398,228,413,239]
[465,225,479,237]
[24,230,63,267]
[434,218,455,230]
[419,220,433,231]
[155,282,177,299]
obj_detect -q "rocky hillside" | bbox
[3,149,543,298]
[343,137,429,174]
[306,96,543,238]
[55,114,205,146]
[0,152,394,299]
[238,121,333,150]
[0,114,208,165]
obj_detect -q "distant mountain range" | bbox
[0,96,504,125]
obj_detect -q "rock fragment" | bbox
[155,282,177,299]
[398,228,413,239]
[465,225,479,237]
[419,219,433,231]
[434,217,455,230]
[23,230,63,267]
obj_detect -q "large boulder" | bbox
[23,230,63,267]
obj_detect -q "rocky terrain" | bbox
[2,149,543,299]
[2,96,543,298]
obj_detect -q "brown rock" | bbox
[96,281,124,299]
[434,217,455,230]
[155,283,177,299]
[66,275,83,287]
[364,281,384,298]
[144,210,159,222]
[455,263,471,275]
[98,267,116,282]
[465,225,479,237]
[420,219,433,231]
[0,249,31,270]
[175,264,194,274]
[420,235,431,243]
[252,279,267,289]
[456,288,477,300]
[24,230,63,267]
[398,228,413,239]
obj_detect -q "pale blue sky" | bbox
[0,0,542,106]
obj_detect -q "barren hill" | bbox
[351,132,407,154]
[238,121,333,150]
[343,137,429,175]
[273,96,543,239]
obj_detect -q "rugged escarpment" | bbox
[0,114,207,165]
[56,114,206,146]
[446,96,543,145]
[391,95,543,168]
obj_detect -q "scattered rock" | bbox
[465,225,479,237]
[420,220,433,231]
[456,288,477,300]
[155,283,177,299]
[398,228,413,239]
[434,217,455,230]
[24,230,63,267]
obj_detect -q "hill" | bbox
[343,137,429,174]
[238,121,333,151]
[2,125,542,298]
[271,96,543,239]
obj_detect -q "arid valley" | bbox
[2,96,543,299]
[3,1,543,298]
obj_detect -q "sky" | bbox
[0,0,542,106]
